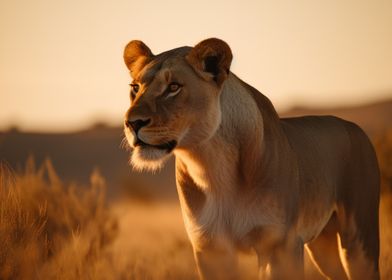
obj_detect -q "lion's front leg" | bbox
[269,236,304,280]
[256,232,304,280]
[193,240,238,280]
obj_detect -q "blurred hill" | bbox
[1,98,391,200]
[0,124,176,200]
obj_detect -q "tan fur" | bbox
[123,38,380,280]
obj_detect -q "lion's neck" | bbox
[175,74,279,194]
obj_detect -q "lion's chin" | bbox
[130,146,172,172]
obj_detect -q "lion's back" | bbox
[281,114,379,194]
[281,115,352,183]
[280,115,378,202]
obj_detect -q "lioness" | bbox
[122,38,380,280]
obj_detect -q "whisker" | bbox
[120,137,131,151]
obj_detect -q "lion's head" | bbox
[123,38,233,171]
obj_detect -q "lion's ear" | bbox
[186,38,232,86]
[123,40,153,78]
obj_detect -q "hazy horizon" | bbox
[1,92,391,133]
[1,0,392,132]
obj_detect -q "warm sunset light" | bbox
[1,0,391,132]
[1,1,392,279]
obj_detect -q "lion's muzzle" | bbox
[125,118,151,134]
[124,118,178,153]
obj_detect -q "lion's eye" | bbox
[129,83,140,100]
[130,84,139,93]
[168,83,180,92]
[165,82,182,98]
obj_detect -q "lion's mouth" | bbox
[134,138,177,153]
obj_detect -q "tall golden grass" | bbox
[1,156,391,279]
[0,159,117,280]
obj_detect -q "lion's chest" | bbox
[183,192,284,250]
[177,150,284,249]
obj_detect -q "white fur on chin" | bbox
[130,146,171,172]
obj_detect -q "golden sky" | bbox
[1,0,391,132]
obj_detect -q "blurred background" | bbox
[0,0,391,279]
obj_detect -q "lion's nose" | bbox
[125,118,151,133]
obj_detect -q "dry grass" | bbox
[0,159,117,280]
[110,202,199,279]
[1,160,391,279]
